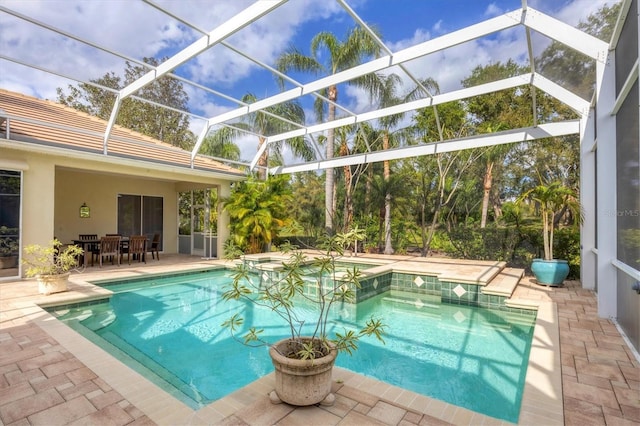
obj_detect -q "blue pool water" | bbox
[50,269,535,423]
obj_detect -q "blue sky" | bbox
[0,0,616,157]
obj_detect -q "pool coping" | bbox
[17,263,562,425]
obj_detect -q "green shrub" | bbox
[445,224,581,279]
[428,230,456,254]
[446,225,522,263]
[554,227,581,279]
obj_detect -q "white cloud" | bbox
[529,0,614,26]
[484,3,505,17]
[235,134,259,162]
[175,0,344,88]
[384,25,526,95]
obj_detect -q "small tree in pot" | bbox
[221,231,385,406]
[517,181,582,285]
[22,239,84,295]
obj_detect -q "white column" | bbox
[217,183,231,259]
[579,112,597,290]
[595,53,617,318]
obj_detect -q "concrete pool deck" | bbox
[1,254,638,425]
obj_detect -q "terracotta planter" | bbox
[37,272,70,295]
[269,337,337,406]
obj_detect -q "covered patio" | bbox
[0,89,246,281]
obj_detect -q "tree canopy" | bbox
[57,57,194,149]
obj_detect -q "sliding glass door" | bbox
[117,194,163,250]
[178,189,218,257]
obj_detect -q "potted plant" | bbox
[518,181,582,286]
[221,232,386,406]
[0,237,19,269]
[22,239,84,295]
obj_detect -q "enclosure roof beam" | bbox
[271,120,580,174]
[523,7,609,62]
[263,74,531,146]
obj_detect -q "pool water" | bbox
[50,269,535,423]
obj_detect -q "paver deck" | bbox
[1,254,638,425]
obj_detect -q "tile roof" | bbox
[0,89,245,178]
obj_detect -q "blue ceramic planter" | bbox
[531,259,570,286]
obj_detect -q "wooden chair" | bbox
[78,234,99,266]
[148,233,161,260]
[126,235,147,264]
[108,234,128,256]
[98,235,121,267]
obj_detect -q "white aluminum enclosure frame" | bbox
[1,0,636,333]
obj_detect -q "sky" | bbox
[0,0,617,161]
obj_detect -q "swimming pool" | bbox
[49,268,535,423]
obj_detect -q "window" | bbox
[0,170,21,279]
[118,194,163,250]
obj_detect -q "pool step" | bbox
[481,268,524,298]
[504,298,541,311]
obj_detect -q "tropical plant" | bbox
[337,225,366,257]
[222,175,293,254]
[221,232,385,360]
[517,181,582,260]
[276,26,383,233]
[0,237,18,257]
[22,239,83,277]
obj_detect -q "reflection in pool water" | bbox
[50,269,535,423]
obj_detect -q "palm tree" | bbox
[375,74,439,254]
[207,94,313,179]
[241,94,313,179]
[517,181,581,260]
[200,127,242,162]
[276,27,383,234]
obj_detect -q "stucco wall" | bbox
[21,156,56,249]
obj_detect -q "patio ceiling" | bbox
[0,0,611,176]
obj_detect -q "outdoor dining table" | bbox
[72,237,131,267]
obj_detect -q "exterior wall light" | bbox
[80,202,90,218]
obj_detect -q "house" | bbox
[0,89,246,279]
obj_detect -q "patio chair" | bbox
[78,234,99,266]
[148,233,161,260]
[108,234,128,255]
[126,235,147,264]
[98,235,121,267]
